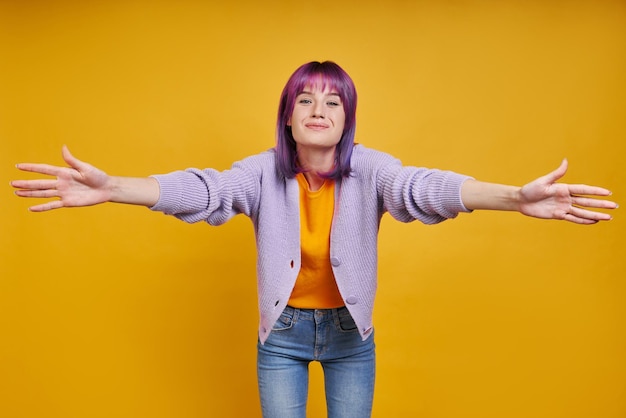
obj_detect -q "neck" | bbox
[296,146,336,191]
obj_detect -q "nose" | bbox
[312,102,325,118]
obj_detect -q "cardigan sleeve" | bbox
[357,146,473,224]
[148,152,269,225]
[383,165,472,224]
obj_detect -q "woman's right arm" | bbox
[11,145,160,212]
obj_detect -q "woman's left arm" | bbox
[460,159,618,224]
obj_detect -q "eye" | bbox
[327,100,341,107]
[298,98,312,105]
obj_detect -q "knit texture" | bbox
[150,145,472,344]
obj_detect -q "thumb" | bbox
[541,158,568,185]
[61,145,91,172]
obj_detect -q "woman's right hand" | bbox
[12,145,113,212]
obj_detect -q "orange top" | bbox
[287,174,344,308]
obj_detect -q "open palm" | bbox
[12,146,112,212]
[518,159,615,224]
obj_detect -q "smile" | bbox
[305,123,329,130]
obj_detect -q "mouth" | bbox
[305,123,329,130]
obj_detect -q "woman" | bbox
[11,61,617,418]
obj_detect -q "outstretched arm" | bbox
[11,145,160,212]
[460,159,618,224]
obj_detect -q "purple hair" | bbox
[275,61,357,180]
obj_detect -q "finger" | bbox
[62,145,91,172]
[568,184,613,197]
[10,179,58,190]
[15,162,67,177]
[14,189,59,198]
[571,196,619,209]
[28,200,65,212]
[540,159,568,184]
[569,206,613,222]
[563,214,599,225]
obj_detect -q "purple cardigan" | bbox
[151,145,472,344]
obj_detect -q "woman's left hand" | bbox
[518,159,618,224]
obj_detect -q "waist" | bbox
[283,305,348,322]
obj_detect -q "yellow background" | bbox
[1,1,624,417]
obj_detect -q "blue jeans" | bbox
[257,306,376,418]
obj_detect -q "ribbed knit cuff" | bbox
[149,171,210,215]
[415,171,473,219]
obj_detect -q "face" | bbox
[287,85,346,152]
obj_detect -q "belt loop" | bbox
[331,307,340,324]
[287,305,299,323]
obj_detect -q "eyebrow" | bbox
[299,90,341,98]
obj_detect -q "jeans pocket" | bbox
[272,309,295,331]
[336,309,358,332]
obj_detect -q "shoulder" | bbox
[236,148,276,166]
[232,148,279,175]
[350,144,401,171]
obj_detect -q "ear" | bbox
[286,118,291,127]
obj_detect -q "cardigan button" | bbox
[346,295,358,305]
[330,257,341,267]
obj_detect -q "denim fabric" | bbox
[257,306,376,418]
